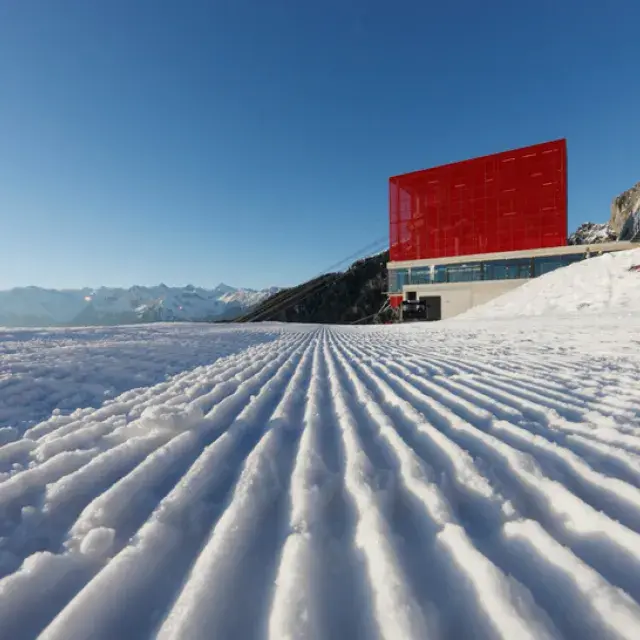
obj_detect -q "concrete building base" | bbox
[403,279,527,320]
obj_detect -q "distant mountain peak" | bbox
[0,283,281,327]
[212,282,238,294]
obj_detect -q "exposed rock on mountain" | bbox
[567,182,640,246]
[619,210,640,242]
[611,182,640,237]
[568,222,617,245]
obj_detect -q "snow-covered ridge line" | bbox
[0,283,281,327]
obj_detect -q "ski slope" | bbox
[1,315,640,639]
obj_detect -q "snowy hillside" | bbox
[0,284,279,327]
[1,313,640,638]
[458,248,640,320]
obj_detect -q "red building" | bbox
[385,139,634,320]
[389,139,568,262]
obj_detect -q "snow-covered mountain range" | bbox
[0,283,280,327]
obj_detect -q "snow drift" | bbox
[457,248,640,320]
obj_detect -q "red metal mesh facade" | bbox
[389,139,567,262]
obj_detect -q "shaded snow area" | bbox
[458,248,640,320]
[0,324,282,431]
[1,319,640,640]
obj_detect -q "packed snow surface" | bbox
[1,313,640,639]
[0,324,280,430]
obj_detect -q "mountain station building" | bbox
[386,139,637,321]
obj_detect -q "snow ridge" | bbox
[0,322,640,639]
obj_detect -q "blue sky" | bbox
[1,0,639,290]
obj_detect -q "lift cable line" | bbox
[240,274,341,324]
[235,236,389,323]
[265,244,391,325]
[236,237,388,323]
[237,234,387,321]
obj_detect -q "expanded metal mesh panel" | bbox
[389,139,567,261]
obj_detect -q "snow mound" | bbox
[458,248,640,320]
[79,527,115,560]
[137,403,205,433]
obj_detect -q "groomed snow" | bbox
[0,324,283,430]
[1,251,640,639]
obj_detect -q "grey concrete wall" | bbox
[403,279,526,319]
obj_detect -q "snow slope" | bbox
[1,318,640,639]
[0,284,280,327]
[458,248,640,320]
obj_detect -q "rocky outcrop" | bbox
[568,222,617,245]
[619,210,640,242]
[567,182,640,246]
[610,182,640,237]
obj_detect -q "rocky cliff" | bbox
[611,182,640,239]
[569,182,640,246]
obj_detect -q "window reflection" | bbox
[389,252,589,289]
